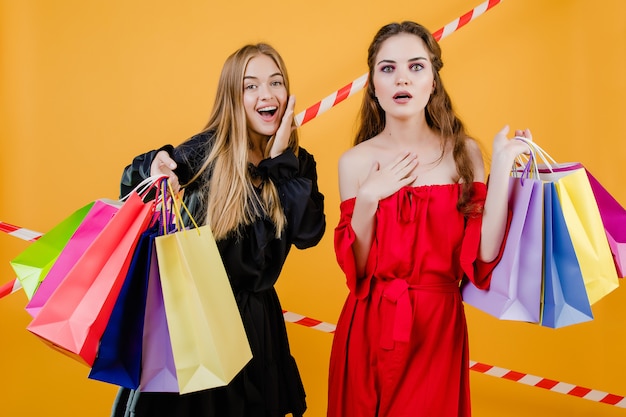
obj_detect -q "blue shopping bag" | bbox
[541,182,593,328]
[88,223,159,388]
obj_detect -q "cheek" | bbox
[372,77,386,95]
[275,89,288,114]
[277,88,288,103]
[242,93,255,109]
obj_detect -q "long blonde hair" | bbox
[185,43,299,240]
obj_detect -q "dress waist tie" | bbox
[376,279,460,350]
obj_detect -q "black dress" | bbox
[111,131,326,417]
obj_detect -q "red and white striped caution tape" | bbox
[294,0,504,126]
[282,309,626,408]
[1,223,625,408]
[282,309,337,333]
[0,222,40,297]
[0,277,22,298]
[0,221,42,242]
[468,361,626,408]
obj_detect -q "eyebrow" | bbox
[376,57,427,66]
[243,72,284,80]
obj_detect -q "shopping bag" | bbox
[156,213,252,394]
[541,182,593,328]
[538,163,619,305]
[586,170,626,278]
[25,199,121,317]
[10,202,94,299]
[139,233,178,393]
[514,138,619,305]
[88,224,158,388]
[27,179,160,366]
[462,173,544,322]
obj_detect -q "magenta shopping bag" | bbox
[586,170,626,278]
[26,199,121,318]
[462,175,544,322]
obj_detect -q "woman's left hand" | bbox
[270,95,296,158]
[491,125,532,167]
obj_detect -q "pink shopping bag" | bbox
[26,199,121,317]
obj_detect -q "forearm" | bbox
[480,155,512,262]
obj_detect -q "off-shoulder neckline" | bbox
[340,182,486,205]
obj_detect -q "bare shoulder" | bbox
[465,137,486,183]
[338,141,377,201]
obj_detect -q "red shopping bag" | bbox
[27,179,161,366]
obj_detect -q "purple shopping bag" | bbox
[139,235,178,392]
[462,176,544,322]
[586,170,626,278]
[26,199,121,317]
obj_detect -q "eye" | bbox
[244,83,257,90]
[410,63,424,71]
[380,65,394,73]
[270,80,284,87]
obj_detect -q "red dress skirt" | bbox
[328,183,501,417]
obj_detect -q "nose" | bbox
[258,83,274,100]
[395,77,409,86]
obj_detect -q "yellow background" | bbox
[1,0,625,416]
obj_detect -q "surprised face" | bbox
[372,33,435,121]
[242,54,288,143]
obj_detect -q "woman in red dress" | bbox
[327,21,530,417]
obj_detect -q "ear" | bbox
[431,81,436,94]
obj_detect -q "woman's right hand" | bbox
[357,151,418,203]
[151,150,180,194]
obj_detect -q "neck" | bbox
[248,134,270,165]
[380,115,433,146]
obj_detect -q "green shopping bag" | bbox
[10,203,94,299]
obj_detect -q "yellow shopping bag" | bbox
[155,196,252,394]
[544,166,619,305]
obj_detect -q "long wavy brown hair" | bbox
[185,43,299,239]
[355,21,477,214]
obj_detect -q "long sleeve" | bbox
[333,198,376,299]
[118,133,214,225]
[120,149,164,198]
[257,147,326,249]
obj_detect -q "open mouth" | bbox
[393,92,413,100]
[257,106,278,118]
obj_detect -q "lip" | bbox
[393,91,413,103]
[256,104,279,121]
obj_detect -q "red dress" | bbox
[328,183,501,417]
